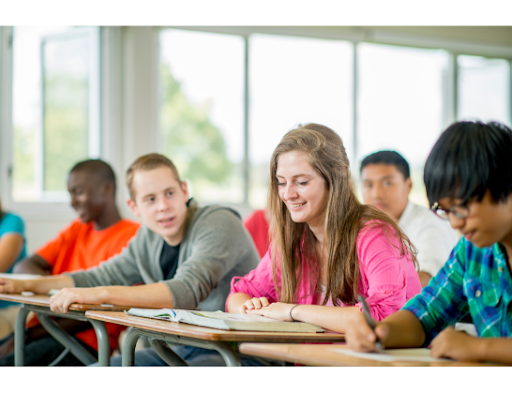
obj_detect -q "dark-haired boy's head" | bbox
[67,159,117,223]
[424,121,512,207]
[426,121,512,249]
[360,151,410,180]
[360,151,412,221]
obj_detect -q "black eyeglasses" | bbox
[431,201,470,220]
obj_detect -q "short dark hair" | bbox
[424,121,512,207]
[360,150,410,180]
[69,159,117,195]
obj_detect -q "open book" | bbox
[126,308,325,333]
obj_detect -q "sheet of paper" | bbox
[331,347,452,362]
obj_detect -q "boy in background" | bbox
[0,159,140,366]
[360,150,458,286]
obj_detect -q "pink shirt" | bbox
[228,223,422,321]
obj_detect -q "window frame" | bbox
[1,26,105,220]
[2,26,512,219]
[157,26,512,209]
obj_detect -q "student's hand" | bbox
[49,287,107,314]
[239,296,270,313]
[245,302,295,321]
[430,327,483,362]
[345,311,389,352]
[0,277,25,294]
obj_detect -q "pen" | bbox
[357,294,383,352]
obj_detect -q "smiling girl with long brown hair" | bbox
[227,123,421,332]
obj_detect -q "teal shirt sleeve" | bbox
[0,212,28,266]
[0,213,25,238]
[402,237,470,345]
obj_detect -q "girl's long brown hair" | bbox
[268,124,417,306]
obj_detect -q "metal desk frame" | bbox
[14,304,111,366]
[121,327,241,367]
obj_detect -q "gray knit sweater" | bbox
[68,200,260,311]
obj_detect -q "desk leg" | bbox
[88,319,110,366]
[38,314,97,366]
[149,338,188,366]
[122,327,140,366]
[209,342,242,367]
[14,306,30,367]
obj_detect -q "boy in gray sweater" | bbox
[0,153,261,366]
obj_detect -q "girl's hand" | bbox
[430,327,483,362]
[239,297,270,313]
[246,302,296,321]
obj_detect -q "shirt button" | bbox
[498,267,504,273]
[475,290,482,297]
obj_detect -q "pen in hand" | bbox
[357,295,383,352]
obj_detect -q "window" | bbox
[358,43,448,207]
[159,29,245,204]
[458,55,510,126]
[12,26,100,202]
[249,34,353,208]
[156,28,511,211]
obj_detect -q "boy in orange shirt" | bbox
[0,159,140,366]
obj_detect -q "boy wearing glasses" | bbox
[345,121,512,364]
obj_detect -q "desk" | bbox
[239,343,499,366]
[0,293,130,367]
[85,311,345,367]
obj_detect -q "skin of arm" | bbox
[246,300,361,333]
[418,271,432,287]
[0,234,24,272]
[230,291,362,334]
[0,274,74,295]
[226,292,253,313]
[48,282,174,314]
[345,309,426,351]
[13,255,53,276]
[430,327,512,364]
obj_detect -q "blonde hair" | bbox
[125,153,181,200]
[268,123,417,305]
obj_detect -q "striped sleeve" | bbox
[402,238,470,345]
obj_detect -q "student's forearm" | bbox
[23,275,75,294]
[418,271,432,287]
[291,304,361,333]
[379,310,426,348]
[99,283,174,308]
[13,255,52,275]
[226,292,252,313]
[474,338,512,364]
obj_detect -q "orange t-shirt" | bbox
[28,219,140,352]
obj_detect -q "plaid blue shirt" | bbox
[403,237,512,345]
